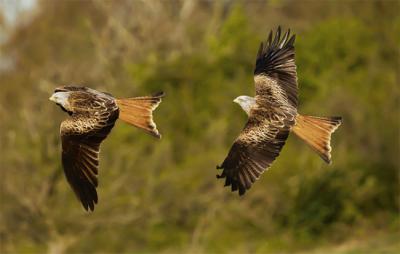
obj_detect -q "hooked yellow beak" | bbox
[49,93,57,102]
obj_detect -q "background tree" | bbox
[0,0,399,253]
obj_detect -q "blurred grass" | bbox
[0,0,399,253]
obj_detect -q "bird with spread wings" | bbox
[217,27,342,195]
[50,86,164,211]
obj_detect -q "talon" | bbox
[216,164,222,169]
[216,174,224,179]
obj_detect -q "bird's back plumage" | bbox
[52,86,163,211]
[59,87,119,211]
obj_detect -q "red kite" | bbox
[50,86,164,211]
[217,27,342,195]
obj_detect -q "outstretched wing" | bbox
[254,26,298,108]
[60,93,118,211]
[217,27,298,195]
[217,109,291,195]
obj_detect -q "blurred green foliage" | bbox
[0,0,399,253]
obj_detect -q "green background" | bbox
[1,0,399,253]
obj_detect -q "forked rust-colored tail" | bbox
[116,92,164,138]
[292,114,342,164]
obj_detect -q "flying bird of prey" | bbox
[50,86,164,211]
[217,27,342,195]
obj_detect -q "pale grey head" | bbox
[49,91,72,112]
[233,95,256,116]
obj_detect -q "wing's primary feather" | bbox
[254,26,298,108]
[60,91,118,211]
[217,27,299,195]
[62,138,100,211]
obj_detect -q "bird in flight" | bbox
[217,27,342,195]
[50,86,164,211]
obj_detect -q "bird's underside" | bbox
[217,27,298,195]
[51,86,163,211]
[217,27,341,195]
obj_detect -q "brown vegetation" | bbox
[0,0,399,253]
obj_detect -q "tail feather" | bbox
[116,92,164,138]
[292,114,342,164]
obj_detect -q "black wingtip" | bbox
[231,182,238,192]
[224,177,231,187]
[277,25,281,35]
[287,34,296,46]
[266,26,295,49]
[267,30,273,44]
[82,203,93,212]
[272,27,281,46]
[254,26,296,76]
[216,171,225,178]
[81,200,96,212]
